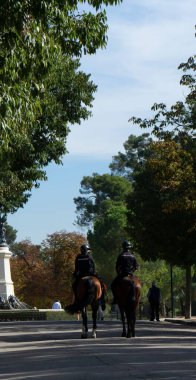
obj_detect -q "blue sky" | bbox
[8,0,196,244]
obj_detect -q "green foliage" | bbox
[74,173,132,283]
[5,223,17,247]
[126,71,195,266]
[107,52,195,316]
[139,258,186,316]
[0,55,97,213]
[0,0,122,144]
[74,173,131,226]
[88,200,129,282]
[0,0,122,213]
[109,133,153,180]
[126,139,196,266]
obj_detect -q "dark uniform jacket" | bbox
[116,250,138,277]
[147,286,161,303]
[74,253,95,278]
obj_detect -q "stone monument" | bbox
[0,213,15,299]
[0,213,45,317]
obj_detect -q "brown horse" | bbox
[65,276,102,339]
[112,275,141,338]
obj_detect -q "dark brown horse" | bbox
[112,275,141,338]
[65,276,102,339]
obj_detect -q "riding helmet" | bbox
[122,240,132,250]
[80,244,91,254]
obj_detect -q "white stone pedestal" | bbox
[0,246,14,299]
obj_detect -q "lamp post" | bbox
[170,265,174,318]
[191,274,196,316]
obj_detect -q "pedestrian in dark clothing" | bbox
[147,281,161,321]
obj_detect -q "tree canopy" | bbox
[1,0,123,143]
[74,173,131,226]
[126,53,195,317]
[126,55,196,267]
[0,0,122,213]
[127,140,195,266]
[74,173,132,283]
[109,133,153,180]
[5,223,17,247]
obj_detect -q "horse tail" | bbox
[128,279,136,306]
[65,303,80,314]
[65,277,96,315]
[84,277,96,305]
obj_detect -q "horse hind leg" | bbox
[81,308,88,339]
[81,325,88,339]
[119,307,126,337]
[91,305,98,338]
[128,322,135,338]
[130,312,136,338]
[125,309,131,338]
[91,328,96,338]
[126,310,135,338]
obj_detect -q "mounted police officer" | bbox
[73,244,95,280]
[116,240,138,276]
[72,244,106,309]
[111,240,139,303]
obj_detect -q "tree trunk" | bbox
[185,265,192,319]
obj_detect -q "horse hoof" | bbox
[121,331,126,337]
[126,332,135,338]
[91,329,97,338]
[81,333,88,339]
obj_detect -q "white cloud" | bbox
[67,0,195,158]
